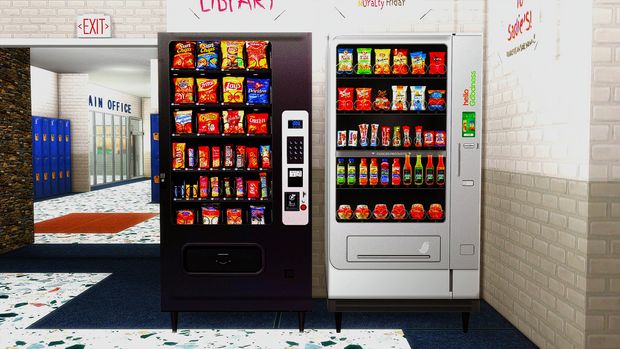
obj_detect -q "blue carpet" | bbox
[0,244,538,348]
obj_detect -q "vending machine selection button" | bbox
[300,204,307,211]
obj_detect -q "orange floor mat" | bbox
[35,213,158,234]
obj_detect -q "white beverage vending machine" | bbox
[326,34,482,332]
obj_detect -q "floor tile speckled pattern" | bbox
[0,329,410,349]
[0,273,110,329]
[35,180,160,244]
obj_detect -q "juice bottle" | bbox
[403,154,413,186]
[425,155,434,186]
[380,158,390,186]
[391,158,401,185]
[436,154,446,186]
[414,154,424,186]
[359,158,368,186]
[369,158,379,186]
[336,158,346,186]
[347,158,357,186]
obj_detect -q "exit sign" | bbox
[76,14,111,38]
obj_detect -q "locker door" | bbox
[32,117,42,199]
[57,121,65,194]
[34,157,42,200]
[64,120,71,193]
[150,113,159,203]
[49,119,58,196]
[41,118,49,157]
[43,156,50,197]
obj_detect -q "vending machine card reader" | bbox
[282,111,309,225]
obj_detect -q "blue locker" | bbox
[32,117,42,199]
[64,120,71,193]
[41,118,49,157]
[34,157,42,200]
[42,156,50,197]
[49,119,58,158]
[50,156,58,196]
[150,114,160,203]
[32,117,42,158]
[57,121,65,194]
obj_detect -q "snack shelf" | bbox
[172,168,272,174]
[173,198,272,203]
[336,147,446,152]
[336,186,445,190]
[171,68,272,76]
[336,74,447,80]
[335,218,445,223]
[336,111,446,116]
[171,133,272,139]
[335,150,446,157]
[171,103,271,109]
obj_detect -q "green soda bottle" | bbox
[336,158,346,186]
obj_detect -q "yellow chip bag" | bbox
[222,76,245,103]
[221,40,245,70]
[374,49,391,75]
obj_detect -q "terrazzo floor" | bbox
[34,180,160,244]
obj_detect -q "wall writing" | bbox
[198,0,274,13]
[505,0,536,57]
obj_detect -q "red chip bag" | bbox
[198,146,210,168]
[197,112,220,134]
[196,78,218,104]
[222,110,244,134]
[246,41,269,69]
[337,88,354,111]
[176,210,195,224]
[172,41,195,69]
[247,113,269,134]
[429,52,446,74]
[247,147,259,169]
[174,78,194,104]
[174,110,192,134]
[247,180,260,198]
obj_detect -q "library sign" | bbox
[504,0,536,57]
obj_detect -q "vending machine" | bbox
[158,33,312,332]
[326,34,482,332]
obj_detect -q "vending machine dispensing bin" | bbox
[326,33,483,332]
[158,33,312,332]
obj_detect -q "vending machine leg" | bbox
[335,312,343,333]
[462,312,470,333]
[298,311,306,332]
[171,311,178,332]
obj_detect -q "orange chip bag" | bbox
[172,41,195,69]
[174,77,194,104]
[221,41,245,70]
[196,78,218,104]
[197,112,220,134]
[246,41,269,69]
[172,142,186,169]
[247,113,269,134]
[222,77,244,103]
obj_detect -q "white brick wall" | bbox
[59,73,90,192]
[0,0,166,38]
[30,66,58,118]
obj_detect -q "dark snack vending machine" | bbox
[158,33,312,331]
[326,34,482,332]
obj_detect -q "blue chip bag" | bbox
[247,78,270,105]
[196,41,219,70]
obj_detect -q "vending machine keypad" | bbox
[287,137,304,164]
[282,111,309,225]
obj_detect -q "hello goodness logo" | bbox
[357,0,407,10]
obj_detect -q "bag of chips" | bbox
[428,90,446,111]
[247,147,259,169]
[250,205,266,225]
[337,48,353,74]
[174,78,194,104]
[221,41,245,70]
[247,113,269,134]
[222,110,244,134]
[429,52,446,74]
[196,78,218,104]
[210,177,220,197]
[374,49,390,75]
[223,177,233,197]
[337,87,354,111]
[172,143,186,169]
[247,180,260,198]
[199,176,209,198]
[197,112,220,134]
[211,147,221,168]
[391,86,408,111]
[259,172,269,199]
[236,145,246,168]
[246,41,269,69]
[224,145,234,168]
[222,76,245,103]
[356,48,372,75]
[172,41,195,69]
[410,86,426,111]
[392,49,408,74]
[226,208,243,225]
[174,110,192,134]
[176,210,195,225]
[196,41,219,70]
[201,205,220,225]
[236,177,245,198]
[247,78,270,104]
[355,88,372,111]
[260,145,271,169]
[373,90,390,111]
[198,146,210,168]
[187,147,196,168]
[410,52,426,75]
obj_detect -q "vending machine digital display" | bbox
[158,33,312,332]
[326,34,482,332]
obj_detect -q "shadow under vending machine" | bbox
[158,33,312,332]
[326,34,482,332]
